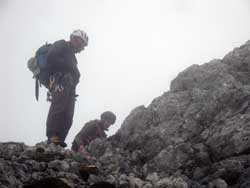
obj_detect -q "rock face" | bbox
[2,41,250,187]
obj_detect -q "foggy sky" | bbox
[1,0,250,147]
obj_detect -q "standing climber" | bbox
[71,111,116,152]
[46,30,88,147]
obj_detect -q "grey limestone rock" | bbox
[3,41,250,187]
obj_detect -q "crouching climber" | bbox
[71,111,116,152]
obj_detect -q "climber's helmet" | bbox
[70,29,88,53]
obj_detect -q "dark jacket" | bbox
[47,40,80,86]
[72,120,107,150]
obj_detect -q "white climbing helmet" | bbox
[70,29,88,46]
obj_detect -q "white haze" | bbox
[1,0,250,146]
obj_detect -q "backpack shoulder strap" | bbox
[35,78,39,101]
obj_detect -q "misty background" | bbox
[1,0,250,147]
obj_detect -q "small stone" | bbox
[146,172,159,183]
[60,161,70,172]
[210,178,228,188]
[88,174,103,184]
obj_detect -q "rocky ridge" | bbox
[2,41,250,187]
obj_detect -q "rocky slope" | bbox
[2,41,250,188]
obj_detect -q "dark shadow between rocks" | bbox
[90,181,116,188]
[23,177,72,188]
[79,165,98,181]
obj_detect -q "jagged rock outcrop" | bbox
[2,41,250,188]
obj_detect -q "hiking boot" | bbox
[47,140,67,148]
[48,136,61,143]
[59,142,67,148]
[47,136,67,148]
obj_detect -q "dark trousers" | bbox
[46,86,75,142]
